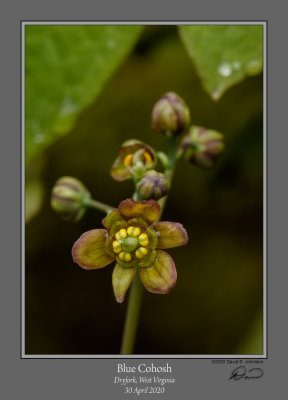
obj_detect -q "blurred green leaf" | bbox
[25,179,45,223]
[25,25,143,163]
[25,156,46,223]
[179,25,263,100]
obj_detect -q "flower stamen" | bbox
[135,247,148,259]
[138,233,149,247]
[112,240,122,253]
[115,228,127,240]
[143,151,152,164]
[127,226,141,237]
[124,152,152,169]
[123,154,133,167]
[119,252,132,262]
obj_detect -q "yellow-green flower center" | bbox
[123,151,153,167]
[112,226,149,261]
[122,236,139,253]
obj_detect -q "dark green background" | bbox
[26,26,263,355]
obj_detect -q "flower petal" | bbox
[153,221,188,249]
[102,210,128,237]
[110,156,132,181]
[127,218,148,230]
[116,255,137,268]
[112,264,136,303]
[146,227,158,250]
[137,250,157,268]
[102,209,126,229]
[119,199,160,224]
[139,250,177,294]
[72,229,114,269]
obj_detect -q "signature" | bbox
[229,366,264,380]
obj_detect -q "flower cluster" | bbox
[72,198,188,303]
[51,91,225,305]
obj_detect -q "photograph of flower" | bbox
[24,23,265,356]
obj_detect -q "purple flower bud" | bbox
[151,92,190,136]
[137,170,170,200]
[51,176,91,222]
[179,126,225,169]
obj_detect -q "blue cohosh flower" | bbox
[72,199,188,303]
[110,140,156,181]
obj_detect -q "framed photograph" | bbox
[23,22,265,361]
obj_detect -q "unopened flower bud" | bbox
[132,160,146,180]
[137,170,170,200]
[179,126,225,169]
[151,92,190,136]
[51,176,91,222]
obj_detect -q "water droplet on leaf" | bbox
[218,62,232,77]
[212,90,221,100]
[232,61,242,71]
[60,98,78,117]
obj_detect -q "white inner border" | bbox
[21,21,267,359]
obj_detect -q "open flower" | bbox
[110,140,156,181]
[72,199,188,303]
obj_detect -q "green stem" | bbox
[132,177,141,201]
[120,137,178,354]
[120,273,144,354]
[83,198,114,214]
[167,135,177,172]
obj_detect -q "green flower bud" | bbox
[51,176,91,222]
[179,126,225,169]
[137,170,170,200]
[131,160,146,180]
[151,92,190,136]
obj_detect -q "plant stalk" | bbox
[84,198,114,214]
[120,273,144,354]
[120,136,177,354]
